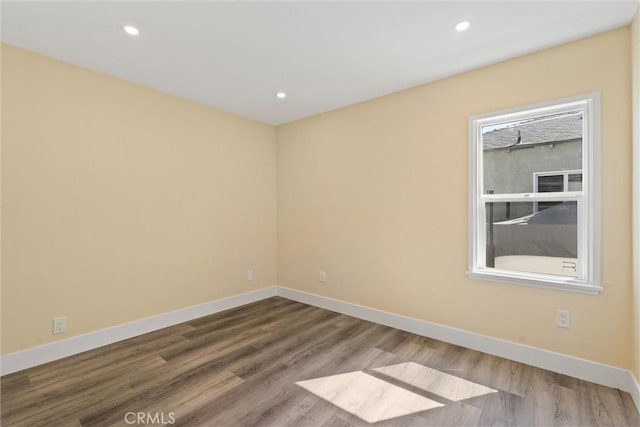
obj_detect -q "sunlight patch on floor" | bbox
[374,362,497,401]
[296,371,442,423]
[296,362,496,423]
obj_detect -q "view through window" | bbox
[469,95,600,293]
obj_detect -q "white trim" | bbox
[467,270,601,295]
[0,286,277,375]
[276,286,637,404]
[630,374,640,415]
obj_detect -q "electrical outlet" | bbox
[53,316,67,334]
[556,309,571,328]
[319,270,326,282]
[247,269,254,281]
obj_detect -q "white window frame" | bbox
[468,94,601,294]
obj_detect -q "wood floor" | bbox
[2,297,639,426]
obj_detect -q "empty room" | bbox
[2,1,640,426]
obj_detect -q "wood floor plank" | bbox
[2,355,167,426]
[1,297,638,427]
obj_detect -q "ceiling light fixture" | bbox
[455,20,470,32]
[276,92,286,99]
[123,25,140,36]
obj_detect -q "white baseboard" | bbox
[630,373,640,414]
[276,286,640,413]
[0,286,277,375]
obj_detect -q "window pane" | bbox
[568,173,582,191]
[482,111,582,195]
[485,201,578,277]
[537,175,564,192]
[537,201,563,211]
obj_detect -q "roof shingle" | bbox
[482,112,582,150]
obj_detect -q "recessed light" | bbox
[455,20,470,32]
[123,25,140,36]
[276,92,286,99]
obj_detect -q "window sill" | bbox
[467,269,602,295]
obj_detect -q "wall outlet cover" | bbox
[556,309,571,328]
[53,316,67,334]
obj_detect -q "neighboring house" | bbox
[482,112,582,275]
[482,111,583,221]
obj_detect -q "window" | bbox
[534,170,582,211]
[468,94,601,294]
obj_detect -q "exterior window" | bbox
[468,94,601,293]
[534,170,582,211]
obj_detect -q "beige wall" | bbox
[277,28,633,369]
[0,41,3,359]
[632,7,640,381]
[1,44,277,354]
[2,25,636,373]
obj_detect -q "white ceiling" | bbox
[2,1,638,125]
